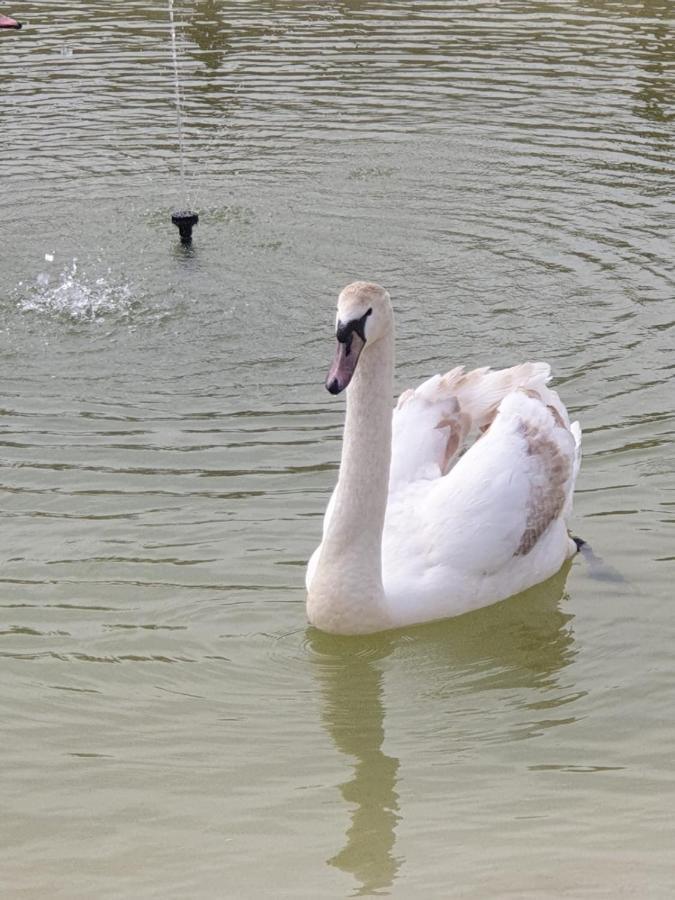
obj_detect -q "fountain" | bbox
[171,209,199,244]
[168,0,198,245]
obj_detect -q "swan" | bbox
[306,281,582,635]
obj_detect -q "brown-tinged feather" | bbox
[515,419,571,556]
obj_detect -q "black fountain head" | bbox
[171,210,199,245]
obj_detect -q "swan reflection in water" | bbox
[307,561,580,896]
[311,633,402,894]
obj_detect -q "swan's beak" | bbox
[325,333,365,395]
[0,14,22,28]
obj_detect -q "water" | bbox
[1,1,674,896]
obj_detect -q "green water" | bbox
[1,2,674,896]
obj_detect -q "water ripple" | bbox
[1,3,673,895]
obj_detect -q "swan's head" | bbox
[326,281,392,395]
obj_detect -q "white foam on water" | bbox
[18,258,134,321]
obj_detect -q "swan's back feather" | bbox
[390,362,558,489]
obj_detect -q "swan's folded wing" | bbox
[417,388,581,577]
[390,379,468,488]
[389,363,555,491]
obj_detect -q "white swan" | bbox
[306,282,582,635]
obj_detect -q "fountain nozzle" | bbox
[171,210,199,245]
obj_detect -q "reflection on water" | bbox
[309,563,577,895]
[186,1,231,73]
[315,639,401,895]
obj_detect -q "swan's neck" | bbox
[308,332,394,634]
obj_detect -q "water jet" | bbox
[167,0,198,246]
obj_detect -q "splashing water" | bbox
[17,257,133,321]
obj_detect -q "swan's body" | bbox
[306,282,582,635]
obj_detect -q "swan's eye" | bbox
[335,321,351,344]
[336,307,372,344]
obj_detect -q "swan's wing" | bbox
[390,362,557,490]
[414,388,581,576]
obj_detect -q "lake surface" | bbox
[1,1,674,896]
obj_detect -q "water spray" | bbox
[168,0,198,245]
